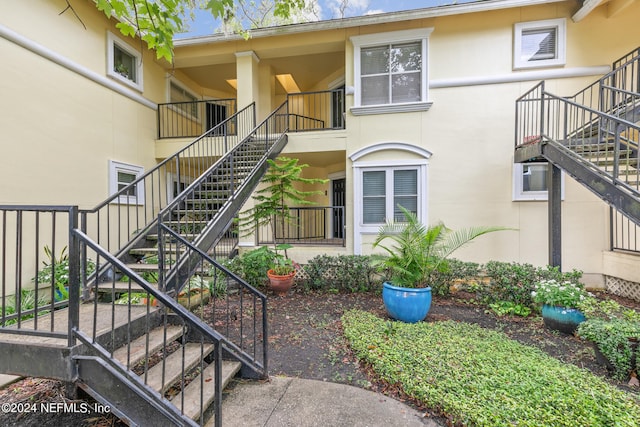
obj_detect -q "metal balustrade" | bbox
[256,206,346,246]
[515,47,640,252]
[158,99,237,139]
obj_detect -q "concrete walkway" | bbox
[221,376,441,427]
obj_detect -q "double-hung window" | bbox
[351,28,433,115]
[362,169,418,224]
[107,32,143,91]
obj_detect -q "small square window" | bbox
[513,19,566,70]
[109,160,144,205]
[107,32,143,91]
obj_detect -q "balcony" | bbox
[157,89,345,140]
[256,206,346,247]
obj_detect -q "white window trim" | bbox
[350,28,433,116]
[513,19,566,70]
[167,78,201,122]
[512,162,565,201]
[353,159,428,241]
[107,32,143,91]
[109,160,145,205]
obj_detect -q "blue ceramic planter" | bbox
[382,282,432,323]
[541,304,586,334]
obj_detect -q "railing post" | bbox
[68,205,80,347]
[539,82,546,141]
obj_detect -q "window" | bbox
[513,19,566,69]
[351,28,433,115]
[107,32,143,91]
[109,160,144,204]
[362,167,420,224]
[170,81,199,118]
[513,162,564,201]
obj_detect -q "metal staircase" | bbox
[515,48,640,227]
[0,101,290,426]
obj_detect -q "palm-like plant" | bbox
[373,205,509,288]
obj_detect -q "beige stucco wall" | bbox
[0,0,169,208]
[4,0,639,288]
[340,0,640,281]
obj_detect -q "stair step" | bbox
[129,247,184,257]
[113,325,185,367]
[145,342,215,394]
[96,281,159,294]
[170,360,241,421]
[594,158,639,167]
[124,263,164,272]
[146,233,200,241]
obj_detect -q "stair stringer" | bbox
[162,133,288,296]
[74,355,196,427]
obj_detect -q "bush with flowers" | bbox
[531,279,594,308]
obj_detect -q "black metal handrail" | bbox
[72,227,263,426]
[516,48,640,253]
[158,98,237,139]
[256,206,346,246]
[287,89,345,131]
[158,224,268,372]
[611,207,640,253]
[79,103,256,275]
[0,205,80,346]
[159,101,290,294]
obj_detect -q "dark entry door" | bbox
[206,103,227,135]
[332,178,345,239]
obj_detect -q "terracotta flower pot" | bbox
[267,269,295,296]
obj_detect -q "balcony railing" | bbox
[256,206,346,246]
[287,89,345,131]
[158,99,238,139]
[157,90,345,139]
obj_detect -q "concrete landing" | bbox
[221,376,440,427]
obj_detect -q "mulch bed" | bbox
[1,289,638,426]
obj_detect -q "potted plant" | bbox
[266,247,300,296]
[373,205,508,323]
[238,156,327,295]
[576,298,640,381]
[532,279,593,334]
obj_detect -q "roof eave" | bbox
[174,0,568,47]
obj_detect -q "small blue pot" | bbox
[541,304,586,334]
[382,282,432,323]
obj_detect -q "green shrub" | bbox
[224,247,278,289]
[428,259,481,296]
[342,310,640,427]
[481,261,582,308]
[303,254,378,293]
[576,298,640,380]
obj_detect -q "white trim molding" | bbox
[107,31,144,92]
[350,28,433,115]
[350,142,431,254]
[513,18,566,70]
[0,23,155,110]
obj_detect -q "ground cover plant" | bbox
[342,309,640,427]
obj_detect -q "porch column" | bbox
[235,51,260,111]
[548,163,562,268]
